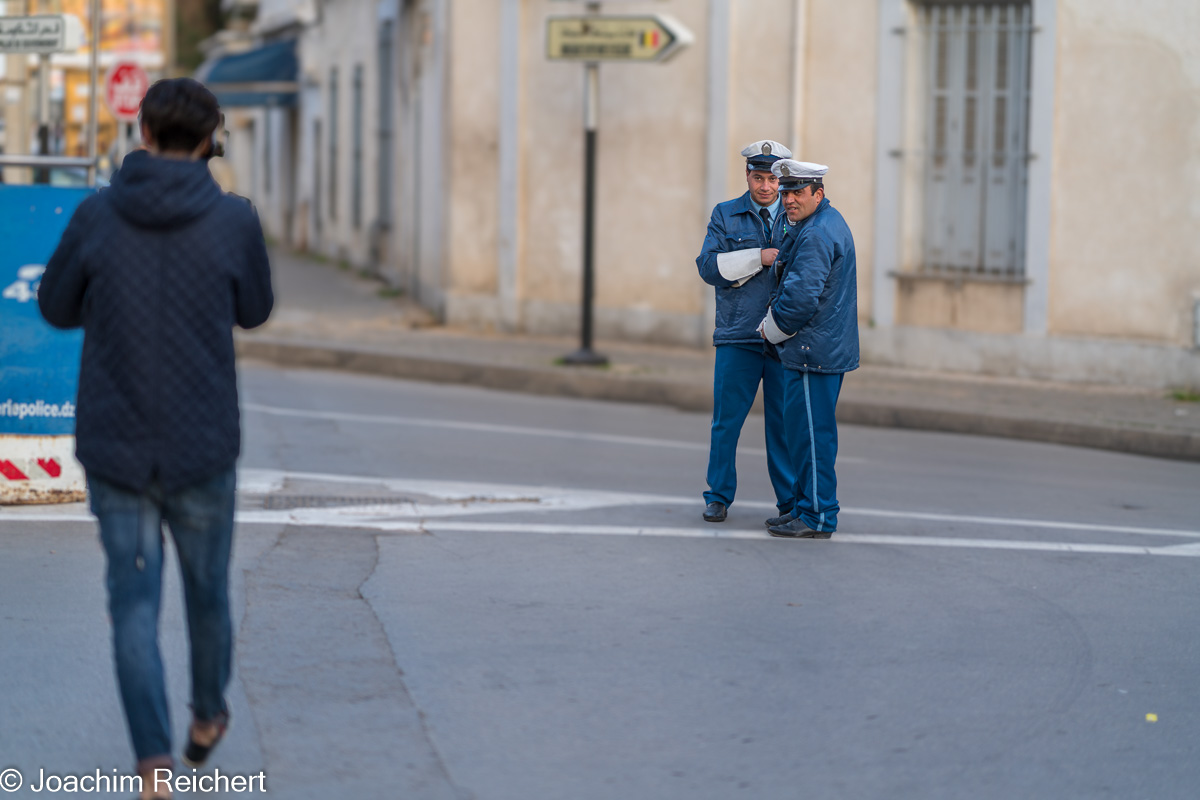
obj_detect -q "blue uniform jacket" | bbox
[696,192,789,347]
[767,196,859,373]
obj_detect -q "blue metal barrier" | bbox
[0,185,93,502]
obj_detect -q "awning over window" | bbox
[196,39,299,108]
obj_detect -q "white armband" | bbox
[761,307,795,344]
[716,249,763,286]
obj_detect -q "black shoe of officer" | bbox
[764,511,795,528]
[703,502,727,523]
[767,518,832,539]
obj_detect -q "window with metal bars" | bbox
[916,2,1032,278]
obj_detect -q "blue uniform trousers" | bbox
[784,370,844,533]
[704,344,795,512]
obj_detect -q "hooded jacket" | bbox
[38,149,273,492]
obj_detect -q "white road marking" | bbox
[844,507,1200,540]
[235,469,1200,540]
[242,402,868,463]
[8,509,1185,558]
[0,510,93,523]
[244,402,716,453]
[234,468,690,516]
[396,523,1200,558]
[4,469,1199,558]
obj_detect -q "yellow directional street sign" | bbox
[546,15,693,63]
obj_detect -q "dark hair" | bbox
[139,78,221,153]
[783,182,823,196]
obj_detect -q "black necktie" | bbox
[759,208,771,239]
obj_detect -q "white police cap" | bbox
[740,140,792,171]
[772,159,828,190]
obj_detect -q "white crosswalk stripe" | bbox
[3,468,1198,558]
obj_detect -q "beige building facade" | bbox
[210,0,1200,388]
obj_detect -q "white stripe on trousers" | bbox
[802,372,826,533]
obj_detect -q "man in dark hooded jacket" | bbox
[38,78,271,797]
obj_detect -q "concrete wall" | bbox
[441,0,811,345]
[442,0,721,344]
[802,0,879,323]
[292,0,387,267]
[226,105,293,245]
[1048,0,1200,348]
[444,0,501,299]
[726,0,795,196]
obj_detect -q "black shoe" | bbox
[182,708,230,768]
[764,511,795,528]
[767,518,832,539]
[702,502,727,523]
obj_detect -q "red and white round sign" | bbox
[105,62,150,121]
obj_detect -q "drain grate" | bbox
[261,495,414,510]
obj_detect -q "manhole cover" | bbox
[262,495,413,510]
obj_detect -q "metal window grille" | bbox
[918,2,1032,278]
[377,20,395,225]
[352,63,364,230]
[328,67,339,222]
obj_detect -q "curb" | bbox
[235,336,712,411]
[235,336,1200,463]
[837,401,1200,462]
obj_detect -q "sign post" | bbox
[105,61,149,164]
[548,11,692,366]
[561,61,604,366]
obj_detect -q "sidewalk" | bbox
[235,248,1200,462]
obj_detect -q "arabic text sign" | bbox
[546,15,692,63]
[0,15,85,54]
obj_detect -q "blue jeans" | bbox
[704,344,795,512]
[87,468,236,772]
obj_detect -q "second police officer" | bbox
[695,140,797,524]
[758,159,859,540]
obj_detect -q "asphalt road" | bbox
[2,363,1200,799]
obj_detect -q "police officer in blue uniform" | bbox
[758,159,858,539]
[696,140,797,523]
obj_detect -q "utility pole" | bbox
[163,0,176,74]
[34,52,49,182]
